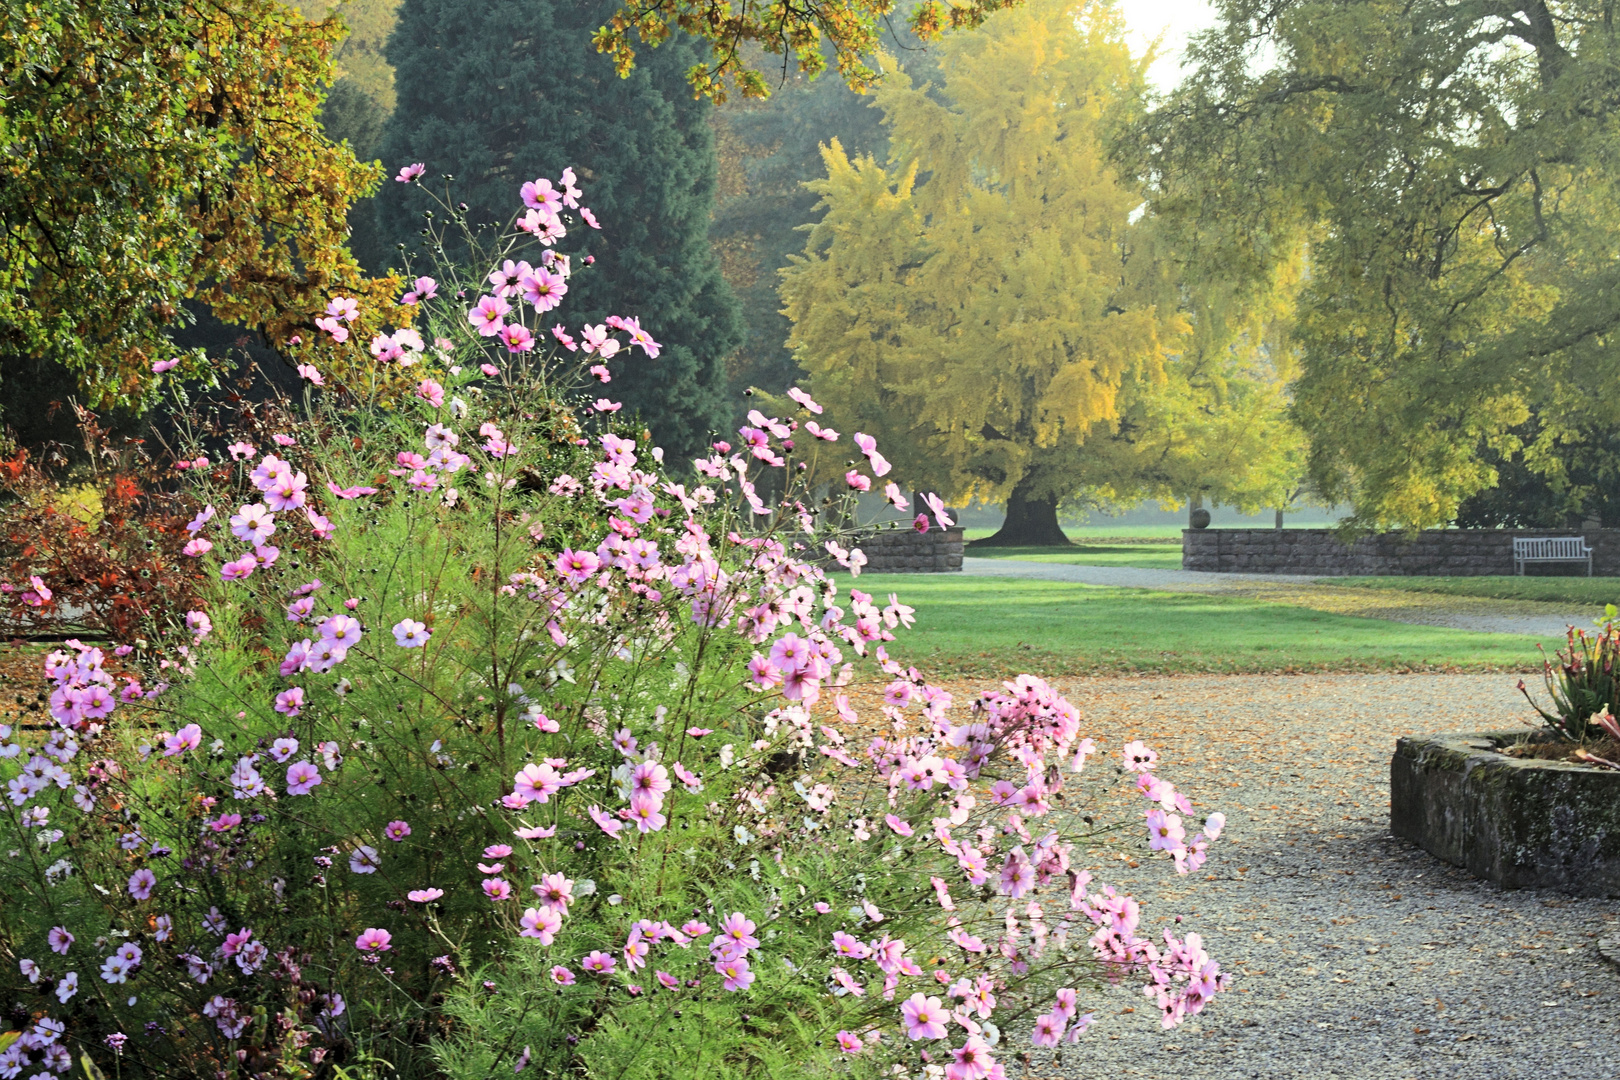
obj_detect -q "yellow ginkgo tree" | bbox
[781,0,1303,543]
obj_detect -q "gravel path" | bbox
[960,557,1596,638]
[1005,673,1619,1079]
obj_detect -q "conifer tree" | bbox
[373,0,740,459]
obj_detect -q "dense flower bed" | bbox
[0,170,1228,1080]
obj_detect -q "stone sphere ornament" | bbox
[1190,507,1211,530]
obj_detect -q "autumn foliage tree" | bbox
[0,0,401,412]
[1150,0,1620,529]
[783,0,1300,543]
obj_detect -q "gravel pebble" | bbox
[1006,673,1620,1079]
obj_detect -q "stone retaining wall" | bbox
[1182,527,1620,575]
[1391,731,1620,896]
[854,526,964,573]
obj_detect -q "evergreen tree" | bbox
[373,0,741,459]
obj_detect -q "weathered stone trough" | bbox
[1391,732,1620,896]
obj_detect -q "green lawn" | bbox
[963,542,1183,569]
[959,523,1340,542]
[1331,575,1620,608]
[844,574,1545,678]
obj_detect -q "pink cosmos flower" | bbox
[393,619,430,647]
[719,912,759,951]
[520,907,561,943]
[836,1032,863,1054]
[520,269,567,312]
[521,177,563,214]
[152,358,181,374]
[306,508,336,539]
[901,993,949,1040]
[401,275,438,304]
[623,930,650,971]
[656,970,679,990]
[533,874,574,911]
[482,878,513,901]
[555,548,600,585]
[161,723,203,757]
[185,610,212,638]
[714,956,754,991]
[128,868,156,900]
[589,364,611,382]
[588,805,624,837]
[230,503,275,545]
[627,800,666,833]
[327,296,359,321]
[501,323,536,353]
[468,295,510,336]
[264,471,308,511]
[845,470,871,493]
[923,492,956,528]
[581,951,616,974]
[314,316,348,343]
[395,163,425,183]
[296,364,324,385]
[913,514,931,533]
[513,762,564,804]
[787,386,822,414]
[581,207,600,229]
[1145,809,1185,852]
[317,613,362,648]
[1122,740,1159,772]
[183,538,213,557]
[1203,812,1226,840]
[884,813,914,837]
[949,1037,996,1080]
[488,259,532,297]
[550,966,576,985]
[852,432,891,476]
[48,927,73,955]
[1031,1010,1066,1047]
[285,761,321,795]
[408,889,444,903]
[355,928,392,952]
[416,379,445,407]
[371,332,404,362]
[350,846,380,874]
[384,820,412,841]
[269,737,299,763]
[274,688,305,717]
[593,399,621,413]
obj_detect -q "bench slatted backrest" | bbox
[1513,537,1588,558]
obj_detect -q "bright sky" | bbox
[1118,0,1220,91]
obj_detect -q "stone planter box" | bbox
[1391,732,1620,896]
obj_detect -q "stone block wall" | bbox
[1182,527,1620,576]
[854,526,965,573]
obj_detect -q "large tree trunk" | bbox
[973,485,1070,547]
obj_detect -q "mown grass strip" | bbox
[844,574,1545,679]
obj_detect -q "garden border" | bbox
[1184,527,1620,576]
[1390,730,1620,897]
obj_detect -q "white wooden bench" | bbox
[1512,536,1593,576]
